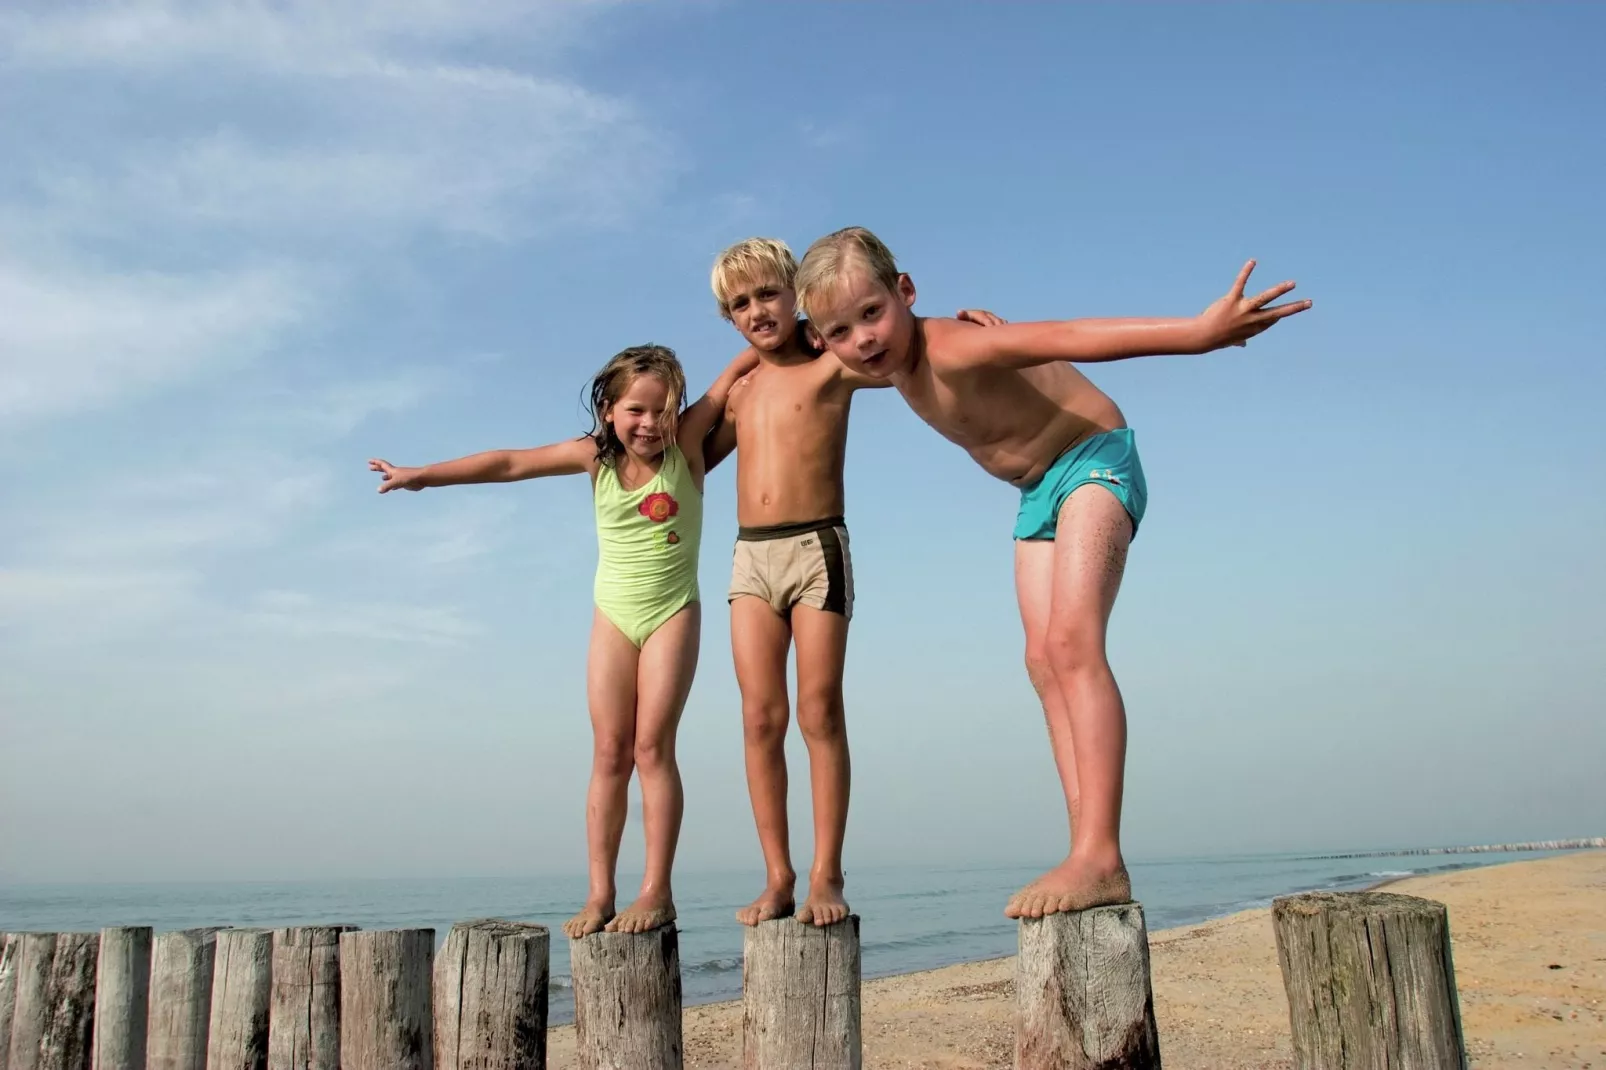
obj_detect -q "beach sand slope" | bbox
[546,850,1605,1069]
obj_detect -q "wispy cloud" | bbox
[246,589,482,646]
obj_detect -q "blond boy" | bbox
[794,227,1311,916]
[705,238,1002,925]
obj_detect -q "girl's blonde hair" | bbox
[795,226,902,321]
[710,237,798,321]
[585,344,687,468]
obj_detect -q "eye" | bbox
[731,297,747,310]
[758,288,777,300]
[863,305,880,319]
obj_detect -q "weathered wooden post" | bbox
[434,920,549,1070]
[93,926,152,1070]
[1016,903,1162,1070]
[339,929,433,1070]
[1272,890,1467,1070]
[148,928,225,1070]
[207,929,272,1070]
[1,933,21,1070]
[6,931,99,1070]
[742,916,861,1070]
[267,926,354,1070]
[569,927,682,1070]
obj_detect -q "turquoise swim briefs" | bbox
[1013,427,1148,540]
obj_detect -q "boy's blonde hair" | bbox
[710,237,798,321]
[795,226,901,321]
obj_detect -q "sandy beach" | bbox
[546,850,1606,1069]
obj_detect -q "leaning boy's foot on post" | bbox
[795,878,850,927]
[563,899,614,939]
[736,879,796,926]
[605,891,677,934]
[1004,858,1131,919]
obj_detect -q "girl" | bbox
[369,344,757,937]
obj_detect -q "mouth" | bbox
[862,349,888,371]
[752,321,777,335]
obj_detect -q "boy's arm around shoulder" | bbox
[679,347,761,477]
[932,261,1311,372]
[370,437,595,492]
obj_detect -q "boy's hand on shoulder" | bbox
[370,458,424,492]
[956,308,1009,328]
[1194,260,1312,352]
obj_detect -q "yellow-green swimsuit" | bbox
[592,444,703,647]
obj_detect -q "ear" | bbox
[803,322,824,351]
[896,273,917,308]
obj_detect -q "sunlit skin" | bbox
[706,271,1006,928]
[368,350,758,939]
[807,258,1310,917]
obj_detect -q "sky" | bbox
[2,2,1603,885]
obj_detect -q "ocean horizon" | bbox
[0,845,1585,1026]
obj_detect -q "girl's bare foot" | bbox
[1004,855,1130,919]
[795,877,849,927]
[605,889,677,934]
[563,897,615,939]
[737,877,796,926]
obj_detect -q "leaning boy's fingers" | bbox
[1260,299,1313,321]
[1248,280,1297,308]
[1231,259,1257,297]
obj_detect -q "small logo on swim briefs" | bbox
[639,492,678,523]
[800,538,815,547]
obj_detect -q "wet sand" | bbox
[547,850,1606,1068]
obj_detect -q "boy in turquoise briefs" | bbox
[796,227,1311,918]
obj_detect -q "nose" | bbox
[853,327,878,354]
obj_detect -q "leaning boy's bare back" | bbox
[725,351,870,527]
[896,317,1127,486]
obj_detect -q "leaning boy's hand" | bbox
[1195,260,1311,351]
[369,458,425,492]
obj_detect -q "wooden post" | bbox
[339,929,433,1070]
[569,927,682,1070]
[741,916,861,1070]
[1,933,21,1070]
[6,931,100,1070]
[267,926,354,1070]
[148,928,225,1070]
[1016,903,1162,1070]
[93,926,152,1070]
[207,929,272,1070]
[1272,890,1467,1070]
[434,920,549,1070]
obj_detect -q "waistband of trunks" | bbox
[736,515,847,542]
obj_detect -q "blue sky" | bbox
[3,2,1602,884]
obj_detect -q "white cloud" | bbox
[0,256,309,424]
[246,589,482,645]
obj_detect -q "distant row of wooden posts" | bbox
[1,889,1470,1069]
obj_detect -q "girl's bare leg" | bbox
[1006,485,1133,919]
[565,609,640,939]
[608,602,701,933]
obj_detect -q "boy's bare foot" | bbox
[795,878,849,927]
[1004,857,1131,919]
[736,878,796,926]
[562,898,614,939]
[605,890,676,934]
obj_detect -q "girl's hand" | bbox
[370,458,426,492]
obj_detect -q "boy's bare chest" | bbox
[731,368,849,440]
[899,366,1013,447]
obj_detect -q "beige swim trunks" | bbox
[727,516,854,620]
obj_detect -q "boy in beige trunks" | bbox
[704,238,1003,926]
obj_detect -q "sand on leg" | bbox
[731,595,798,925]
[566,608,640,939]
[1006,483,1133,919]
[608,601,700,933]
[791,604,851,926]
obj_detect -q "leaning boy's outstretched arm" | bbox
[370,437,595,492]
[678,348,761,477]
[939,261,1310,371]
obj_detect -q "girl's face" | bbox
[605,373,675,461]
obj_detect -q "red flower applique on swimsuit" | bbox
[639,492,678,523]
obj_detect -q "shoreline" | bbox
[545,849,1606,1069]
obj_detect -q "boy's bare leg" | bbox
[1005,485,1133,919]
[791,605,851,926]
[566,609,638,939]
[732,596,798,925]
[608,602,700,933]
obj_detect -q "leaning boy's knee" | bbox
[1023,642,1055,696]
[1044,621,1107,677]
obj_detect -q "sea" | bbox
[0,849,1571,1026]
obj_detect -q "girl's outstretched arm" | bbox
[370,436,595,492]
[677,348,760,478]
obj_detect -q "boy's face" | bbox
[807,268,918,378]
[724,274,799,353]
